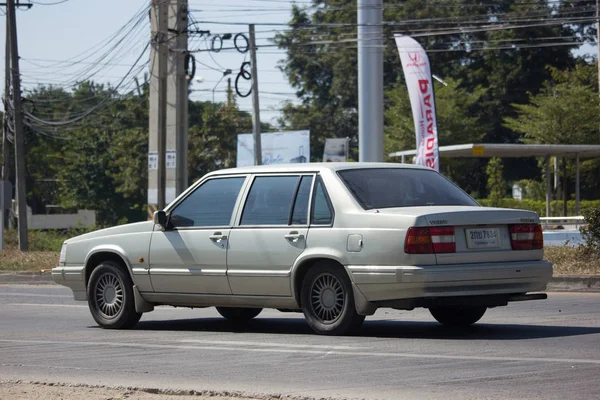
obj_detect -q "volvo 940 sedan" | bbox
[52,163,553,335]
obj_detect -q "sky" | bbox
[0,0,302,124]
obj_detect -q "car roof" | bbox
[208,162,431,176]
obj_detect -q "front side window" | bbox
[169,177,245,228]
[241,176,300,226]
[338,168,479,210]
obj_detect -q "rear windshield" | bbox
[337,168,479,210]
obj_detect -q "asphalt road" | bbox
[0,285,599,400]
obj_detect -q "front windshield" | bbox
[337,168,479,210]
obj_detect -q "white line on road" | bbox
[178,339,366,350]
[0,292,71,298]
[0,338,598,365]
[3,303,86,308]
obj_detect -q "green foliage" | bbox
[188,100,253,183]
[275,0,581,191]
[503,64,600,200]
[486,158,505,206]
[477,199,600,217]
[4,228,94,252]
[580,207,600,255]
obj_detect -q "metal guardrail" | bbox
[540,216,585,230]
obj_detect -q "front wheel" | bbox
[87,261,142,329]
[301,263,365,335]
[429,306,487,327]
[216,307,262,322]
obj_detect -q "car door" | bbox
[226,174,313,296]
[148,175,248,294]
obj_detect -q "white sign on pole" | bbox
[237,130,310,167]
[323,138,349,162]
[166,149,176,169]
[148,151,158,170]
[394,34,440,171]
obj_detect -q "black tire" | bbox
[429,306,487,327]
[301,262,365,335]
[216,307,262,322]
[87,261,142,329]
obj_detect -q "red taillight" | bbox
[509,224,543,250]
[405,226,455,254]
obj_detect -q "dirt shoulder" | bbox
[0,381,281,400]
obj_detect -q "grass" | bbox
[0,249,58,272]
[0,229,86,273]
[544,246,600,275]
[0,230,598,275]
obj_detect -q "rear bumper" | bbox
[348,260,553,302]
[51,265,87,301]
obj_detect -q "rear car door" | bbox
[226,174,313,296]
[148,176,247,294]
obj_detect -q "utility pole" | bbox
[357,0,384,162]
[597,0,599,94]
[3,18,10,183]
[249,24,262,166]
[167,0,188,199]
[7,0,27,250]
[148,0,168,213]
[226,77,232,107]
[1,15,10,248]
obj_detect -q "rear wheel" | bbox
[429,306,487,327]
[216,307,262,322]
[87,261,141,329]
[301,262,365,335]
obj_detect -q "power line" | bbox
[30,0,69,5]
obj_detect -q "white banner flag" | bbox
[394,35,439,171]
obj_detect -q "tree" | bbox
[504,62,600,200]
[188,98,253,183]
[275,0,585,190]
[487,157,505,207]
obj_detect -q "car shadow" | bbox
[130,317,600,340]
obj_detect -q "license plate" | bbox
[465,228,501,249]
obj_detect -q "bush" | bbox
[580,207,600,255]
[4,228,94,252]
[477,198,600,217]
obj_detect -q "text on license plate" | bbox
[465,228,501,249]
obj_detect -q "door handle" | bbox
[209,232,228,242]
[284,231,304,243]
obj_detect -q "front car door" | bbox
[226,174,313,296]
[148,175,248,294]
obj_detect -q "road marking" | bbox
[0,338,598,365]
[178,339,365,350]
[0,292,71,298]
[3,303,87,308]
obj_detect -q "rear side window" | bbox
[241,176,299,226]
[338,168,479,210]
[170,177,245,227]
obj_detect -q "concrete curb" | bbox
[546,275,600,292]
[0,271,55,285]
[1,271,599,292]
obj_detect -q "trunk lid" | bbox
[380,206,543,264]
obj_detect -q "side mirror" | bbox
[153,210,167,228]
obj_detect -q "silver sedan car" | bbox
[52,163,552,335]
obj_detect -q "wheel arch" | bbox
[84,246,134,287]
[291,256,350,308]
